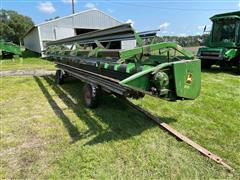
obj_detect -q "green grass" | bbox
[0,68,239,178]
[0,51,55,71]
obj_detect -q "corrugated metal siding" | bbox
[24,9,122,53]
[40,16,73,40]
[121,40,136,50]
[23,28,41,53]
[39,10,121,41]
[55,27,75,40]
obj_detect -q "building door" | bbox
[54,27,75,40]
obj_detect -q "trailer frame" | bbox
[54,62,233,172]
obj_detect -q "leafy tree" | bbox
[156,34,210,47]
[0,10,34,44]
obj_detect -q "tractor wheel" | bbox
[55,69,64,85]
[83,84,99,108]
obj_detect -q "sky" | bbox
[1,0,240,36]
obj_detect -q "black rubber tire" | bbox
[55,69,64,85]
[83,84,99,108]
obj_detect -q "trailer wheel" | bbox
[56,69,64,85]
[83,84,99,108]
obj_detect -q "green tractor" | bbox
[0,40,22,59]
[197,11,240,74]
[0,10,22,59]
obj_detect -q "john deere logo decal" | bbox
[186,73,193,84]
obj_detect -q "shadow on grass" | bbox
[202,66,239,75]
[22,50,41,58]
[34,76,81,143]
[34,75,177,145]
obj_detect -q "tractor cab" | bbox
[210,16,239,48]
[197,11,240,72]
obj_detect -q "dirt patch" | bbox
[0,138,45,157]
[0,69,55,77]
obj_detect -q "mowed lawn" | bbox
[0,51,55,71]
[0,57,239,179]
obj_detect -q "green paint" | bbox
[198,11,240,71]
[173,60,201,99]
[104,63,109,69]
[225,49,239,59]
[143,65,152,71]
[134,31,144,47]
[152,71,169,94]
[45,35,201,100]
[114,64,121,71]
[0,40,22,57]
[126,63,135,73]
[120,60,201,100]
[120,74,150,92]
[120,64,165,86]
[119,42,194,61]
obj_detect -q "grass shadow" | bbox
[34,76,81,143]
[35,75,177,145]
[22,50,41,58]
[202,66,239,75]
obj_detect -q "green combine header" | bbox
[197,11,240,73]
[44,24,201,108]
[0,40,22,59]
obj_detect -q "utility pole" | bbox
[72,0,75,14]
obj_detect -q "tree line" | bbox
[155,34,209,47]
[0,10,34,44]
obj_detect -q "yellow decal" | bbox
[186,73,193,84]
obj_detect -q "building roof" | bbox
[22,26,37,38]
[23,9,122,38]
[211,11,240,20]
[36,8,121,26]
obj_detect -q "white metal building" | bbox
[23,9,122,53]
